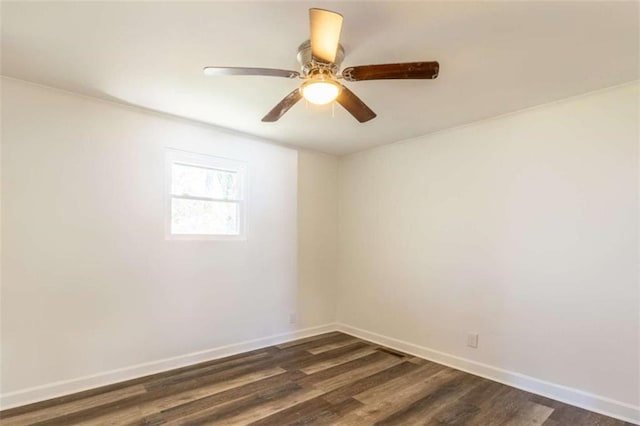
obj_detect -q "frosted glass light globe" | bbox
[301,80,340,105]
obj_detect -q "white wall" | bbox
[0,78,338,403]
[297,151,339,328]
[338,83,639,411]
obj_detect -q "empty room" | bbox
[1,1,638,425]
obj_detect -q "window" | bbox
[166,150,246,240]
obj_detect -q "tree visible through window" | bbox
[167,151,246,239]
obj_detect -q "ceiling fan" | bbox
[203,8,439,123]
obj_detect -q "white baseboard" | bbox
[337,323,639,425]
[0,323,339,411]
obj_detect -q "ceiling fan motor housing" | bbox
[297,40,345,77]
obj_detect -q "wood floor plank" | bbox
[157,371,306,423]
[324,397,364,419]
[261,397,363,426]
[322,360,422,404]
[309,354,404,392]
[0,385,147,426]
[418,378,503,425]
[352,361,447,404]
[373,374,484,425]
[136,367,288,419]
[52,367,286,426]
[246,395,335,425]
[173,384,324,425]
[163,381,306,425]
[428,401,481,425]
[503,400,555,426]
[0,332,626,426]
[299,345,378,375]
[408,356,429,365]
[77,406,151,426]
[278,341,372,372]
[464,385,532,426]
[543,405,630,426]
[0,347,280,422]
[142,349,304,393]
[141,351,272,390]
[296,351,395,387]
[34,367,298,426]
[306,338,360,354]
[342,367,464,424]
[214,386,325,425]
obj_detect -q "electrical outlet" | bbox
[289,312,297,324]
[467,333,479,348]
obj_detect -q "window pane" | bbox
[171,163,239,200]
[171,198,239,235]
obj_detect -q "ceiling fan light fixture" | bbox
[301,77,340,105]
[204,8,439,123]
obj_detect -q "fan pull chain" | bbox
[332,101,335,118]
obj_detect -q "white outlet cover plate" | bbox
[467,333,479,348]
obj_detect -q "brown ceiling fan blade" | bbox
[342,62,439,81]
[203,67,299,79]
[261,88,303,122]
[309,8,343,63]
[336,84,376,123]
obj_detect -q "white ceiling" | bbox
[2,1,638,155]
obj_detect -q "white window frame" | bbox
[165,149,247,241]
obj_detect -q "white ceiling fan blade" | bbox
[309,8,343,63]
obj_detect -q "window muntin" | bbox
[166,150,246,240]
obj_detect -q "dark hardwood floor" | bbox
[0,332,631,425]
